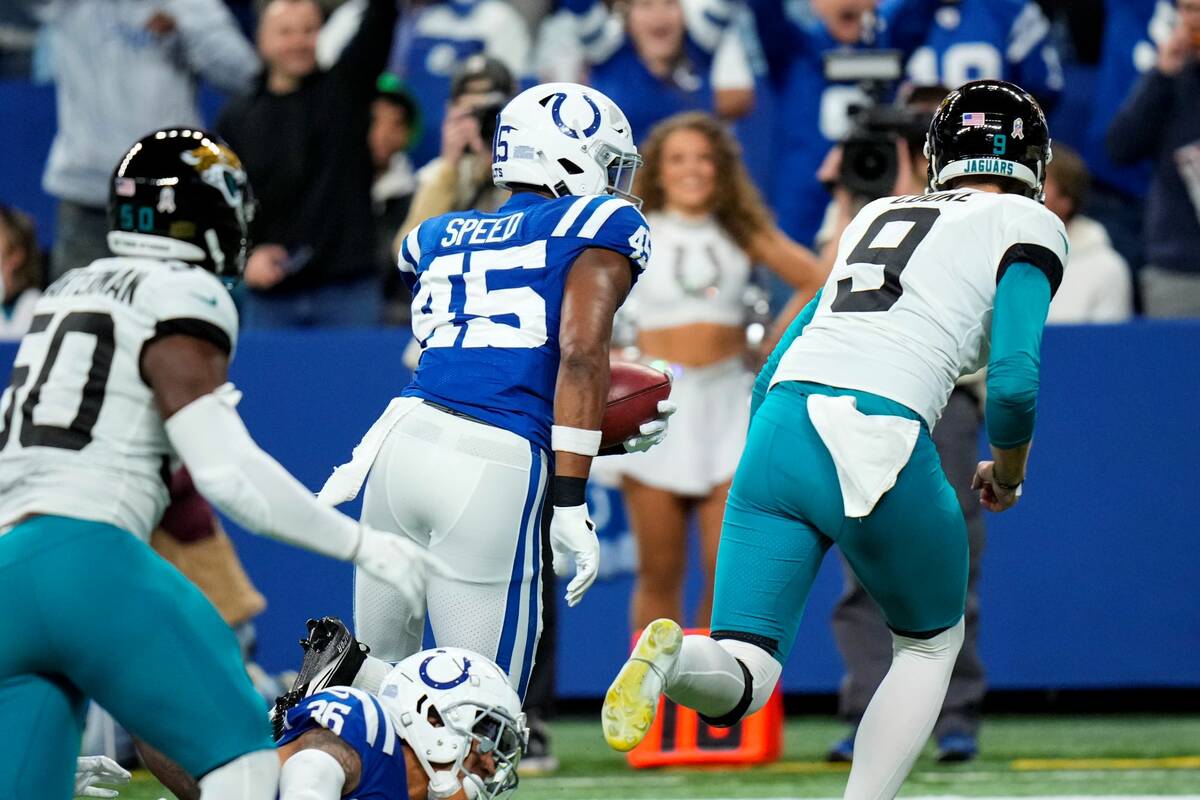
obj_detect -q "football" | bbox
[601,361,673,449]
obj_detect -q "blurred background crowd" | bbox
[1,0,1198,777]
[1,0,1198,335]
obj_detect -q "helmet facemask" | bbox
[398,697,527,800]
[594,142,644,207]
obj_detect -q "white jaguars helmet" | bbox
[492,82,643,205]
[378,648,527,800]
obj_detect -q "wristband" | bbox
[994,475,1023,494]
[552,475,588,507]
[551,425,602,456]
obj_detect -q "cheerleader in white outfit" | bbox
[619,112,824,631]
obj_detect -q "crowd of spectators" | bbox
[0,0,1196,326]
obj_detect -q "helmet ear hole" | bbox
[557,158,584,175]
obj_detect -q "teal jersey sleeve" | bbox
[986,262,1052,448]
[751,289,823,420]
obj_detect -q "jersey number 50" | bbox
[412,241,548,349]
[0,311,114,452]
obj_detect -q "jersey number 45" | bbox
[412,241,548,349]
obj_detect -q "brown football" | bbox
[601,361,673,448]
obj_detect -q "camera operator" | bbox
[393,55,515,244]
[790,85,991,764]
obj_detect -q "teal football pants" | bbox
[711,382,968,664]
[0,516,275,797]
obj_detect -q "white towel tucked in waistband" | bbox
[807,394,920,518]
[317,397,423,506]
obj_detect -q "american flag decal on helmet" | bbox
[962,113,986,127]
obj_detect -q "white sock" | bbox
[665,636,781,721]
[278,748,346,800]
[844,619,965,800]
[198,749,280,800]
[352,654,393,694]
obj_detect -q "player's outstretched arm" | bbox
[141,334,445,606]
[549,247,633,606]
[977,261,1054,512]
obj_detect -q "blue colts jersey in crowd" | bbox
[746,0,940,244]
[1074,0,1165,197]
[905,0,1063,106]
[397,192,651,453]
[277,688,409,800]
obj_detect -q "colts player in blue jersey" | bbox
[320,83,674,696]
[141,648,527,800]
[272,649,524,800]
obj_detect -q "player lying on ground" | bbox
[143,644,526,800]
[602,80,1067,800]
[318,81,673,694]
[0,129,444,800]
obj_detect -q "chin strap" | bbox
[427,771,463,800]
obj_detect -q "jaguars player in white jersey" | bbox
[603,80,1068,800]
[0,129,442,800]
[320,83,674,695]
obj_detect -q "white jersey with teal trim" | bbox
[0,257,238,540]
[771,189,1067,428]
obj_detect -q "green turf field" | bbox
[112,714,1200,799]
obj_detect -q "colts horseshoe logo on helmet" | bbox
[543,92,603,140]
[418,652,473,690]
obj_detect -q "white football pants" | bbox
[354,401,547,697]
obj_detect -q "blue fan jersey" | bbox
[1072,0,1166,197]
[746,0,939,245]
[589,38,717,146]
[397,193,651,453]
[387,0,531,168]
[277,688,409,800]
[905,0,1063,106]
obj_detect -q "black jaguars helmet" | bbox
[108,128,253,278]
[925,79,1051,201]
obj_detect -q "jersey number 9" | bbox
[832,207,940,313]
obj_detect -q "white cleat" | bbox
[601,618,683,752]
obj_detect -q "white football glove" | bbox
[74,756,130,798]
[353,525,451,608]
[549,504,599,607]
[618,400,677,454]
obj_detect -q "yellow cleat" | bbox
[601,618,683,752]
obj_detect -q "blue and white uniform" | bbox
[341,192,649,697]
[905,0,1063,105]
[278,688,408,800]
